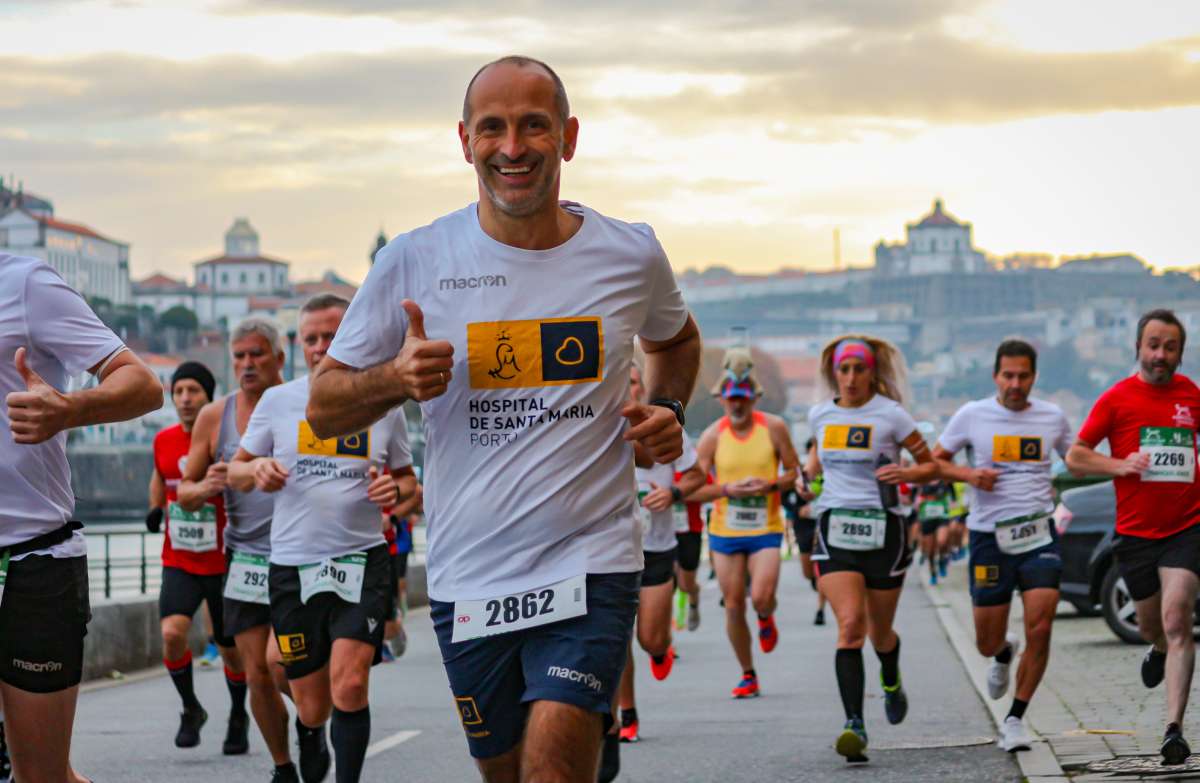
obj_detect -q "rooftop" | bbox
[913,199,965,229]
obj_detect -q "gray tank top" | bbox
[217,393,273,555]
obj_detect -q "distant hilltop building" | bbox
[0,177,131,304]
[133,219,360,330]
[874,199,987,276]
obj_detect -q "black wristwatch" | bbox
[650,398,685,426]
[670,486,684,503]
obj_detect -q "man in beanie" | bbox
[147,360,251,755]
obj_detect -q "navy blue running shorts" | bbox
[430,572,639,759]
[968,528,1062,607]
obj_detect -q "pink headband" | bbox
[833,339,876,369]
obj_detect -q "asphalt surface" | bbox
[71,555,1020,782]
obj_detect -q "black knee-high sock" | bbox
[165,651,201,710]
[876,636,901,688]
[224,665,248,715]
[331,706,371,783]
[835,648,865,721]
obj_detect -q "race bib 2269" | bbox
[467,318,603,389]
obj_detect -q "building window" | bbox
[259,272,265,284]
[221,273,228,285]
[240,273,247,284]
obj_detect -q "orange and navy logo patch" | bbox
[467,318,603,389]
[456,696,484,726]
[993,435,1042,463]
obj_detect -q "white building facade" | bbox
[874,199,988,276]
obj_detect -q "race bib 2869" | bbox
[467,318,603,389]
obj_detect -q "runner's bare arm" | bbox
[149,469,166,509]
[768,415,800,492]
[6,347,162,444]
[307,300,454,440]
[178,400,224,511]
[639,314,701,406]
[390,467,420,518]
[931,445,998,490]
[1065,439,1148,477]
[877,431,937,485]
[687,423,727,503]
[797,446,822,500]
[676,462,706,497]
[230,446,288,493]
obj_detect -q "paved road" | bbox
[72,557,1019,782]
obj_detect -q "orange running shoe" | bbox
[618,720,640,743]
[731,673,759,699]
[758,614,779,653]
[649,647,676,681]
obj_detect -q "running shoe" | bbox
[1162,723,1191,766]
[757,614,779,653]
[687,602,701,632]
[881,675,908,725]
[618,720,640,743]
[835,718,869,762]
[987,632,1020,700]
[0,720,11,783]
[389,627,408,659]
[380,643,396,663]
[929,571,938,586]
[271,763,301,783]
[998,715,1034,752]
[296,718,331,783]
[1142,646,1167,689]
[198,640,220,667]
[175,704,207,748]
[649,647,676,681]
[222,710,250,755]
[814,608,825,626]
[599,732,621,782]
[938,557,949,578]
[731,674,760,699]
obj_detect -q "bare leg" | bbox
[617,643,635,713]
[236,626,292,765]
[1015,588,1058,702]
[636,580,675,657]
[1,682,80,783]
[476,745,521,783]
[747,548,781,618]
[521,700,604,783]
[972,603,1013,658]
[1159,568,1200,726]
[714,552,752,671]
[864,586,903,654]
[821,572,868,650]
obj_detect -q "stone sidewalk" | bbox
[926,554,1200,780]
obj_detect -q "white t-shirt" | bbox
[809,394,919,512]
[1,254,124,557]
[239,375,413,565]
[328,202,689,601]
[636,432,699,553]
[937,396,1073,533]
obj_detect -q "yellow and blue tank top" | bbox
[710,411,783,537]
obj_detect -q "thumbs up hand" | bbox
[642,481,674,512]
[6,347,72,444]
[392,300,454,402]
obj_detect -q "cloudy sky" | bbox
[2,0,1198,284]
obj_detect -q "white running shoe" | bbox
[998,715,1034,752]
[987,632,1021,700]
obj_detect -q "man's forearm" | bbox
[176,480,212,512]
[904,461,940,484]
[227,460,258,493]
[642,327,701,406]
[1066,444,1122,477]
[68,363,162,428]
[688,483,726,503]
[935,459,974,483]
[308,363,406,440]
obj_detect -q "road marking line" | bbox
[920,578,1069,782]
[366,729,421,758]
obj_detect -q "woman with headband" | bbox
[800,335,938,764]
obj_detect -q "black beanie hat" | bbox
[171,361,216,402]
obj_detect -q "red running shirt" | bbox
[1077,374,1200,539]
[153,423,228,575]
[674,471,711,534]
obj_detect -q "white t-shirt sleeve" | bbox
[26,264,124,377]
[936,406,970,455]
[239,394,275,458]
[1054,409,1074,457]
[636,226,688,342]
[327,240,412,370]
[674,432,699,473]
[386,407,413,470]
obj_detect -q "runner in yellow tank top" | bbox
[692,349,800,699]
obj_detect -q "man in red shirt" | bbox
[148,361,249,754]
[1068,309,1200,766]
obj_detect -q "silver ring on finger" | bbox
[440,371,447,384]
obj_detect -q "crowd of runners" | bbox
[1,55,1198,783]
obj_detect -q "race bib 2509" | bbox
[467,318,603,389]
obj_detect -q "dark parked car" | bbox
[1057,480,1200,643]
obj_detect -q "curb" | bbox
[921,577,1070,783]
